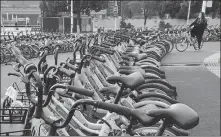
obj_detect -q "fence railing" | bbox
[1,25,41,35]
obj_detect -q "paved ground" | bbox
[161,42,220,136]
[0,42,220,135]
[162,42,220,65]
[162,65,220,136]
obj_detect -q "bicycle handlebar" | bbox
[10,46,43,118]
[43,84,94,107]
[7,73,21,77]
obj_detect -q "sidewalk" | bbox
[203,52,220,78]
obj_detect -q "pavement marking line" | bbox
[203,52,220,78]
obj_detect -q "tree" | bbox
[128,1,143,17]
[39,0,107,32]
[39,0,48,17]
[143,1,162,27]
[206,1,220,18]
[72,0,107,32]
[175,1,188,19]
[159,1,182,18]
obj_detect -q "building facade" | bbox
[1,1,41,26]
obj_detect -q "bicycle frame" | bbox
[30,107,69,136]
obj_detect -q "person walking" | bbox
[189,12,208,49]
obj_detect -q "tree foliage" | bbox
[39,0,108,32]
[39,0,69,17]
[122,0,220,20]
[39,0,108,17]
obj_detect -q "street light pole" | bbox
[186,0,191,25]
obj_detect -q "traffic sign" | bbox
[206,1,212,7]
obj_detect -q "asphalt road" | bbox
[0,42,220,135]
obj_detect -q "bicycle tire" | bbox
[131,124,183,136]
[137,84,177,99]
[175,37,188,52]
[141,66,164,74]
[145,79,176,91]
[144,69,165,79]
[162,39,174,53]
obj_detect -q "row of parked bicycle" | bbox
[139,24,220,42]
[1,29,199,136]
[0,30,77,64]
[1,24,220,64]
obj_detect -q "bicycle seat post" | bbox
[113,85,124,104]
[155,119,170,136]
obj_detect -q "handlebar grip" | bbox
[68,86,94,97]
[7,73,21,77]
[92,56,106,63]
[58,67,75,77]
[97,102,131,117]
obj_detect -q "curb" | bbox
[161,63,201,66]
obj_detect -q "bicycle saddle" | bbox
[130,104,160,126]
[146,103,199,130]
[106,72,145,89]
[99,85,120,96]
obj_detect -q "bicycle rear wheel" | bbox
[175,37,188,52]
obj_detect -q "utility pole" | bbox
[114,1,118,31]
[71,0,73,33]
[202,0,207,13]
[1,8,2,25]
[186,0,191,25]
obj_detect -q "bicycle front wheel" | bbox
[175,38,188,52]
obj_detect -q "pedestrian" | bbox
[189,12,208,49]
